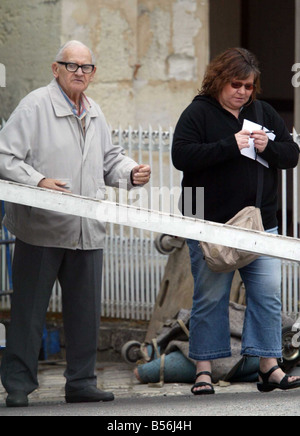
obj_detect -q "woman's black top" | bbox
[172,95,299,230]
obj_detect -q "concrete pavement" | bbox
[1,360,300,416]
[0,360,257,406]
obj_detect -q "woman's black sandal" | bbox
[257,365,300,393]
[191,371,215,395]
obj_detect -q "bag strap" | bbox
[254,100,264,208]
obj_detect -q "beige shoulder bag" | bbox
[200,101,265,273]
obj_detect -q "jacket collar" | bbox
[48,79,98,118]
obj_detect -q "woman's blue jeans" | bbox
[187,227,282,362]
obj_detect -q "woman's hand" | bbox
[235,130,251,151]
[251,130,269,153]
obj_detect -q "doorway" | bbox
[209,0,297,235]
[209,0,295,130]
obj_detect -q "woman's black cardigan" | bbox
[172,95,299,230]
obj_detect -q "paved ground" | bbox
[1,361,300,416]
[0,360,255,404]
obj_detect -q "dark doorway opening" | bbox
[210,0,295,129]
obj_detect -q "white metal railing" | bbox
[101,126,181,319]
[281,129,300,314]
[0,122,299,319]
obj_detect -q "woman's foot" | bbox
[192,361,214,394]
[257,357,300,392]
[259,358,300,385]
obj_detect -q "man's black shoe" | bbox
[6,391,29,408]
[65,386,115,404]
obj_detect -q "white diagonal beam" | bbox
[0,180,299,262]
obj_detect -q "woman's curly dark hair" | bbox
[199,48,261,103]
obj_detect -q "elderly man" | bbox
[0,40,151,407]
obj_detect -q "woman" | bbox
[172,48,300,395]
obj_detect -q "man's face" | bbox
[52,45,96,100]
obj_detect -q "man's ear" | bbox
[52,62,59,79]
[90,66,97,82]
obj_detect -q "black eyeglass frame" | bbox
[57,62,95,74]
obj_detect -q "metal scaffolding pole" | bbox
[0,180,299,263]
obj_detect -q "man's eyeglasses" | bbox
[231,81,256,91]
[57,62,95,74]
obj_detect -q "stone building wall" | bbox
[0,0,209,128]
[0,0,62,120]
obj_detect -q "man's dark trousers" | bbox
[1,239,103,395]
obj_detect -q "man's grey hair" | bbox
[55,40,96,64]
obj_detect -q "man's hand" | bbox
[38,178,70,192]
[131,165,151,186]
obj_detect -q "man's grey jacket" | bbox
[0,79,138,249]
